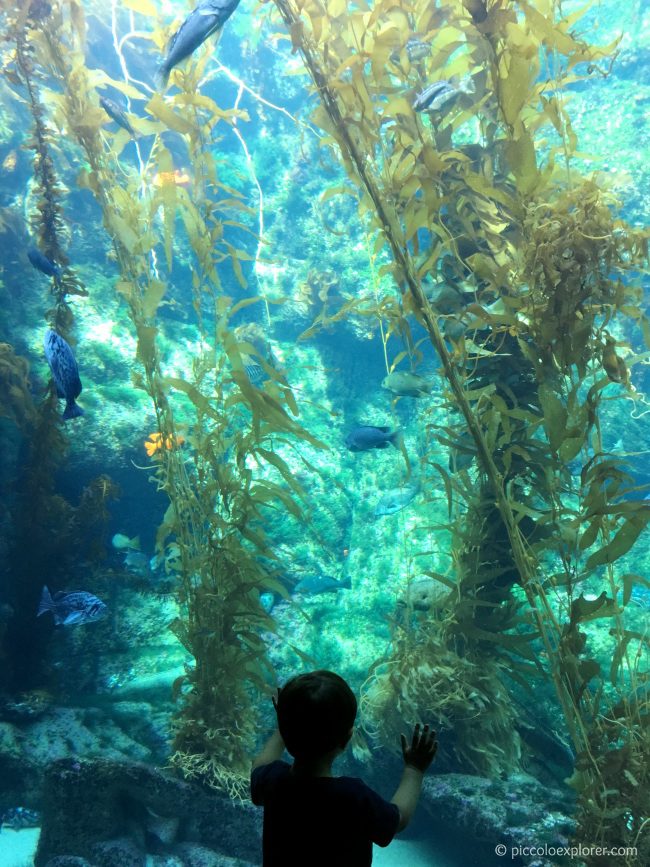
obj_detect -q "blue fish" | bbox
[37,586,107,626]
[43,329,84,420]
[28,247,61,281]
[159,0,242,87]
[294,574,351,596]
[99,95,136,136]
[345,426,402,452]
[245,363,267,385]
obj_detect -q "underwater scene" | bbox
[0,0,649,865]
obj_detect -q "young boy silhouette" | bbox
[251,669,437,866]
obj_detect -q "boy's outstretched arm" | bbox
[251,728,285,770]
[391,724,438,832]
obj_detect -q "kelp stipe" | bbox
[272,0,649,859]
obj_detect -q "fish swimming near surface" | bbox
[413,79,471,114]
[159,0,242,87]
[345,426,402,452]
[382,371,433,398]
[374,482,420,517]
[0,807,41,832]
[99,95,136,136]
[43,329,84,420]
[28,247,61,282]
[37,586,107,626]
[293,574,351,596]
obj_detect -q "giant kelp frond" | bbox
[33,0,323,791]
[272,0,649,856]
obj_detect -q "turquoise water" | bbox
[0,0,648,865]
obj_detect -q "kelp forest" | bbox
[0,0,648,865]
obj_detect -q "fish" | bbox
[43,329,84,421]
[390,37,430,65]
[2,149,17,171]
[404,37,431,62]
[159,0,242,87]
[0,807,41,831]
[37,586,107,626]
[112,533,140,551]
[245,363,267,384]
[144,431,185,457]
[345,426,402,452]
[293,574,351,596]
[413,79,472,114]
[374,482,420,517]
[151,169,191,187]
[396,577,450,612]
[447,431,476,472]
[382,371,433,398]
[424,280,475,315]
[28,247,62,282]
[123,551,150,574]
[99,95,136,136]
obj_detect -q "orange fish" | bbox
[144,431,185,457]
[2,150,17,171]
[151,169,191,188]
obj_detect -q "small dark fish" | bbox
[413,80,462,113]
[0,806,41,831]
[374,482,419,517]
[43,329,84,420]
[294,574,351,596]
[37,586,107,626]
[159,0,242,87]
[345,426,402,452]
[28,247,61,281]
[99,95,136,136]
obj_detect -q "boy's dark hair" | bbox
[276,670,357,760]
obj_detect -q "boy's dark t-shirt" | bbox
[251,760,400,867]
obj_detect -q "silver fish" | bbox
[382,371,433,398]
[374,483,419,517]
